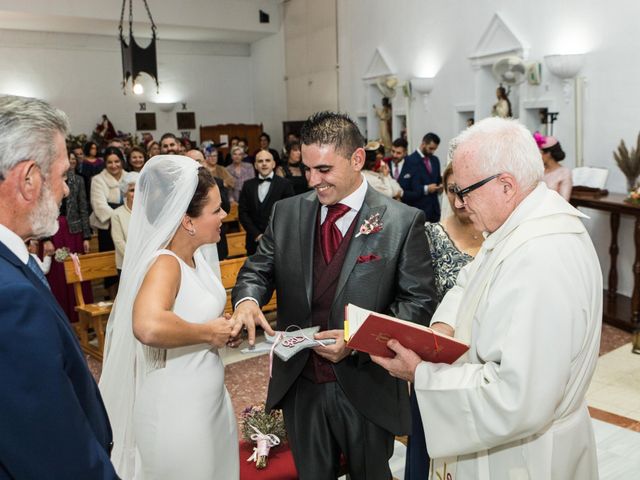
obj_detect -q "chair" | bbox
[63,251,117,362]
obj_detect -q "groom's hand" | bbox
[230,300,275,346]
[313,330,351,363]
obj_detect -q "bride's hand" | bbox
[205,316,234,348]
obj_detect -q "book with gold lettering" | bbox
[344,304,468,364]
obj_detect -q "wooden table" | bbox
[570,192,640,351]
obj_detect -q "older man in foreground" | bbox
[373,117,602,479]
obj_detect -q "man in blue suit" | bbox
[400,132,443,222]
[0,95,118,479]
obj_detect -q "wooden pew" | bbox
[63,251,117,362]
[219,256,277,315]
[226,231,247,258]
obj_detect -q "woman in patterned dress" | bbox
[405,162,484,480]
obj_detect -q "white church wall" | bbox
[250,22,287,151]
[338,0,639,297]
[0,28,263,144]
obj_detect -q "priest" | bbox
[372,116,602,479]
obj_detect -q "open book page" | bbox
[572,167,608,189]
[345,303,434,340]
[344,303,468,363]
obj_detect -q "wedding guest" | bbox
[100,156,239,479]
[362,141,403,199]
[78,141,104,210]
[226,145,255,203]
[146,140,160,159]
[160,133,180,154]
[126,146,147,172]
[231,111,436,479]
[201,143,236,192]
[239,150,294,255]
[540,135,572,201]
[222,136,240,166]
[42,151,93,323]
[275,141,309,195]
[405,162,483,480]
[373,117,602,480]
[90,146,124,299]
[0,94,117,479]
[111,171,139,274]
[254,132,281,165]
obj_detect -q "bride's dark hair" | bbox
[186,167,218,217]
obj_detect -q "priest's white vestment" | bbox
[415,183,602,479]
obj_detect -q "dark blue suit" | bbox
[398,150,442,222]
[0,241,118,479]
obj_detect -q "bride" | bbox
[99,155,239,479]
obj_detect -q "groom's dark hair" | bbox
[300,111,365,160]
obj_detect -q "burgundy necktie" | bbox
[423,156,432,175]
[393,162,400,180]
[320,203,351,264]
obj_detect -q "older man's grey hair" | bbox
[0,95,70,179]
[119,171,140,197]
[451,117,543,191]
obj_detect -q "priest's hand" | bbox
[371,339,422,383]
[313,329,351,363]
[230,299,275,346]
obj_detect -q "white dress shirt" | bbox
[0,223,30,265]
[257,172,275,203]
[235,175,368,308]
[319,174,368,235]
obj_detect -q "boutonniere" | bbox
[355,212,383,238]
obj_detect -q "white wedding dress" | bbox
[133,249,239,479]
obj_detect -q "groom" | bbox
[232,111,436,479]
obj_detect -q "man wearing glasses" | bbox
[372,117,602,479]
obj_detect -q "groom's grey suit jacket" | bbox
[232,186,437,435]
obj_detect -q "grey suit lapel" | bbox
[299,192,319,309]
[333,189,386,304]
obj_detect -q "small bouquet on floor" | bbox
[241,403,287,469]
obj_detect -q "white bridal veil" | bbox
[98,155,215,478]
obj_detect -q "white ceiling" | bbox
[0,1,284,44]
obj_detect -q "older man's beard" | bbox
[29,181,60,238]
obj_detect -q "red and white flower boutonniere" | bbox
[355,212,383,238]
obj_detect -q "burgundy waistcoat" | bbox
[301,212,358,383]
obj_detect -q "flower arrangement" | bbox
[614,133,640,192]
[53,247,71,263]
[241,404,287,469]
[627,186,640,205]
[355,212,383,238]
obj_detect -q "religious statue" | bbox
[491,86,512,118]
[374,97,392,152]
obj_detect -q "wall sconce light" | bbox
[544,54,585,102]
[411,77,434,109]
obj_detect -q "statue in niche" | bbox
[373,97,392,152]
[491,85,512,118]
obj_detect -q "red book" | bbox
[344,304,468,364]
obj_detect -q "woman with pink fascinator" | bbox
[534,132,573,201]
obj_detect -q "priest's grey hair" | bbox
[451,117,543,191]
[0,95,69,180]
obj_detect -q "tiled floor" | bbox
[587,343,640,421]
